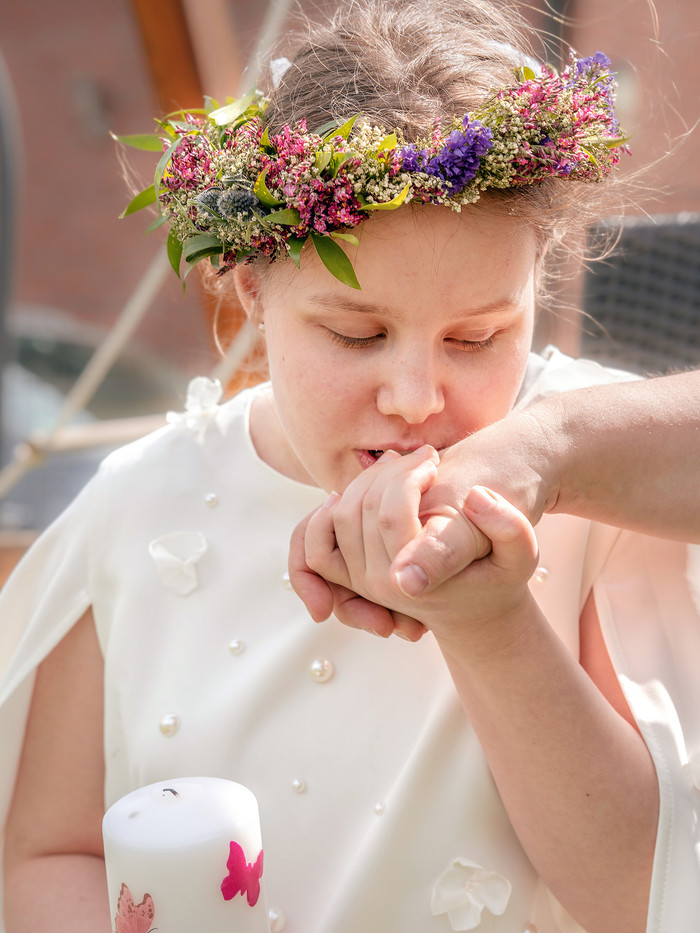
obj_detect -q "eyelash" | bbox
[328,331,495,352]
[329,331,384,348]
[449,336,495,352]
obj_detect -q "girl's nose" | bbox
[376,353,445,424]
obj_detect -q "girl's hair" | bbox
[209,0,632,373]
[265,0,539,137]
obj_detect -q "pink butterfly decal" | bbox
[115,883,155,933]
[221,841,264,907]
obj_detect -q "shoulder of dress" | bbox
[516,345,641,411]
[95,381,266,480]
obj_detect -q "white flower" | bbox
[149,532,208,596]
[431,858,512,931]
[166,377,223,438]
[270,56,292,89]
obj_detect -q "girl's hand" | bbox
[292,446,540,650]
[289,447,442,639]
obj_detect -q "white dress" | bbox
[1,347,699,933]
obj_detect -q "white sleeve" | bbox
[0,477,95,929]
[594,533,700,932]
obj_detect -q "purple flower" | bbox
[575,51,612,75]
[569,52,619,133]
[402,118,493,191]
[400,144,430,172]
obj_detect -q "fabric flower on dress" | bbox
[149,531,208,596]
[431,858,512,931]
[166,377,223,439]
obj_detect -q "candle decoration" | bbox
[103,777,270,933]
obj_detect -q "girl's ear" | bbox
[233,265,264,326]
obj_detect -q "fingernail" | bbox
[366,628,384,637]
[464,485,499,514]
[323,490,340,508]
[394,631,412,641]
[395,564,429,597]
[377,450,400,463]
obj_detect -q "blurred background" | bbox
[0,0,698,571]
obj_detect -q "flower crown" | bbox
[118,51,627,289]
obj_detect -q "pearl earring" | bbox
[257,321,265,333]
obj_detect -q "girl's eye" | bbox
[448,336,495,352]
[329,331,384,348]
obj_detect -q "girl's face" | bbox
[237,204,538,493]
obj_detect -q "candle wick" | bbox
[162,787,180,796]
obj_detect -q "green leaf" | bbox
[315,150,332,173]
[145,213,168,234]
[604,134,632,148]
[515,65,537,82]
[330,152,355,177]
[167,228,183,277]
[111,132,164,152]
[154,135,185,197]
[260,126,274,151]
[208,90,257,126]
[266,208,302,225]
[182,233,223,264]
[161,107,208,122]
[253,167,284,207]
[287,235,306,268]
[359,182,410,211]
[315,118,341,137]
[330,231,360,246]
[204,95,220,114]
[120,184,157,218]
[376,132,397,153]
[580,145,601,171]
[324,113,359,142]
[310,233,361,289]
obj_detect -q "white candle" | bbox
[103,776,270,933]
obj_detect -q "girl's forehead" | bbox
[265,203,538,307]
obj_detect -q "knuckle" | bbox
[421,533,464,578]
[377,506,402,536]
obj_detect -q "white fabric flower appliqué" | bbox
[166,377,223,439]
[431,858,512,931]
[149,532,208,596]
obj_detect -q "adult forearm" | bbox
[437,604,658,933]
[538,371,700,540]
[4,853,110,932]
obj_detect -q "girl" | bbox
[1,2,698,932]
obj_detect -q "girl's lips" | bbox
[355,449,380,469]
[354,446,441,469]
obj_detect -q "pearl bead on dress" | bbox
[269,907,287,931]
[158,713,180,737]
[309,658,334,683]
